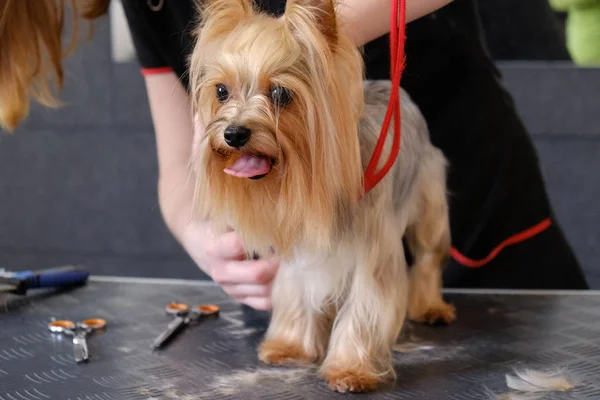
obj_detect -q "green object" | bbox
[549,0,600,65]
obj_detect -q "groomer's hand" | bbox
[181,222,279,311]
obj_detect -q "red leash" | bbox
[360,1,552,268]
[363,0,406,194]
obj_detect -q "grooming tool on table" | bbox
[0,265,89,295]
[151,302,220,350]
[48,318,107,363]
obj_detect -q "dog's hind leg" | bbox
[406,147,456,325]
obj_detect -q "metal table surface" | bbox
[1,276,599,400]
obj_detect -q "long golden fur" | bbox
[190,0,365,258]
[189,0,456,393]
[0,0,109,132]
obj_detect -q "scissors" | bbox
[48,318,106,363]
[151,302,220,350]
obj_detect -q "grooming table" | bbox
[1,277,599,400]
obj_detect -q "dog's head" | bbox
[189,0,365,256]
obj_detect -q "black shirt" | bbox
[121,0,588,289]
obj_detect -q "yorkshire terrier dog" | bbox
[189,0,455,393]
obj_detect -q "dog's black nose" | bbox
[224,125,251,148]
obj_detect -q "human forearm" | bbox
[144,74,201,242]
[159,173,215,278]
[337,0,455,46]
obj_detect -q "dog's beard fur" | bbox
[189,0,456,393]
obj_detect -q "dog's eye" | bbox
[270,85,292,107]
[216,84,229,103]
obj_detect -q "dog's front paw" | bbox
[322,367,382,393]
[258,338,317,366]
[409,301,456,325]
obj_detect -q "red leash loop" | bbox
[363,0,406,195]
[358,1,552,267]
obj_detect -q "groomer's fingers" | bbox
[207,231,245,260]
[240,296,272,311]
[221,284,271,299]
[212,257,279,285]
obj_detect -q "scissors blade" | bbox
[151,316,188,350]
[73,334,89,363]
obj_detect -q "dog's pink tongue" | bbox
[224,154,271,178]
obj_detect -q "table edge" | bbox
[89,275,599,296]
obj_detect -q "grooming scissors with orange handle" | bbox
[151,302,220,350]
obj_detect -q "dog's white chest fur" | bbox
[278,246,354,313]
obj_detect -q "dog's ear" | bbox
[284,0,338,45]
[195,0,254,39]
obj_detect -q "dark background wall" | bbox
[0,0,598,287]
